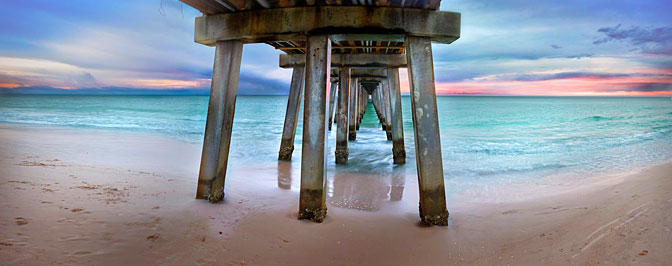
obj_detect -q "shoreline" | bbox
[1,121,666,199]
[1,122,670,265]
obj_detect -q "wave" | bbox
[583,115,618,121]
[450,163,572,177]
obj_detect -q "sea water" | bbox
[1,94,671,195]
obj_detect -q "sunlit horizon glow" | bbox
[0,0,670,96]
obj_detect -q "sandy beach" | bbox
[0,123,670,265]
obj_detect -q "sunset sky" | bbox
[0,0,670,96]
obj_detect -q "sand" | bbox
[0,123,670,265]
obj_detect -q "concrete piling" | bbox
[298,35,331,222]
[348,77,358,141]
[356,88,361,131]
[360,90,365,123]
[196,40,243,202]
[278,66,305,160]
[388,68,406,164]
[328,82,337,130]
[335,67,351,164]
[406,35,449,226]
[382,79,393,141]
[371,88,380,123]
[376,85,386,131]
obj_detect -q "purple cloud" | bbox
[594,24,672,55]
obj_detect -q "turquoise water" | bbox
[1,95,671,193]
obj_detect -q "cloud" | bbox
[1,0,671,95]
[593,24,672,55]
[0,86,209,95]
[487,71,672,82]
[566,54,593,59]
[621,83,672,92]
[237,72,290,95]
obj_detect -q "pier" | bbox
[181,0,460,225]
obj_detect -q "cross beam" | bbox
[329,69,387,79]
[280,54,407,69]
[195,6,460,45]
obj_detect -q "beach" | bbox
[1,123,670,265]
[2,0,672,264]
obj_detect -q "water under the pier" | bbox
[1,95,671,203]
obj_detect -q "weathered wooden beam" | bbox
[196,40,243,202]
[388,68,406,164]
[299,35,331,223]
[279,54,407,69]
[195,6,460,45]
[335,67,350,164]
[406,35,448,226]
[278,66,305,160]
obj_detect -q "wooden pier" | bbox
[181,0,460,226]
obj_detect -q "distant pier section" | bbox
[180,0,461,226]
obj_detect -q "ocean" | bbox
[1,94,671,195]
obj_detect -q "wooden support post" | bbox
[335,67,350,164]
[299,35,331,222]
[278,66,305,160]
[348,78,358,141]
[388,68,406,164]
[328,82,337,130]
[382,79,393,141]
[196,40,243,202]
[406,36,449,226]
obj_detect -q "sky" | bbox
[0,0,670,96]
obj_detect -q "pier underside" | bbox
[182,0,459,226]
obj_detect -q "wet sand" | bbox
[0,123,670,265]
